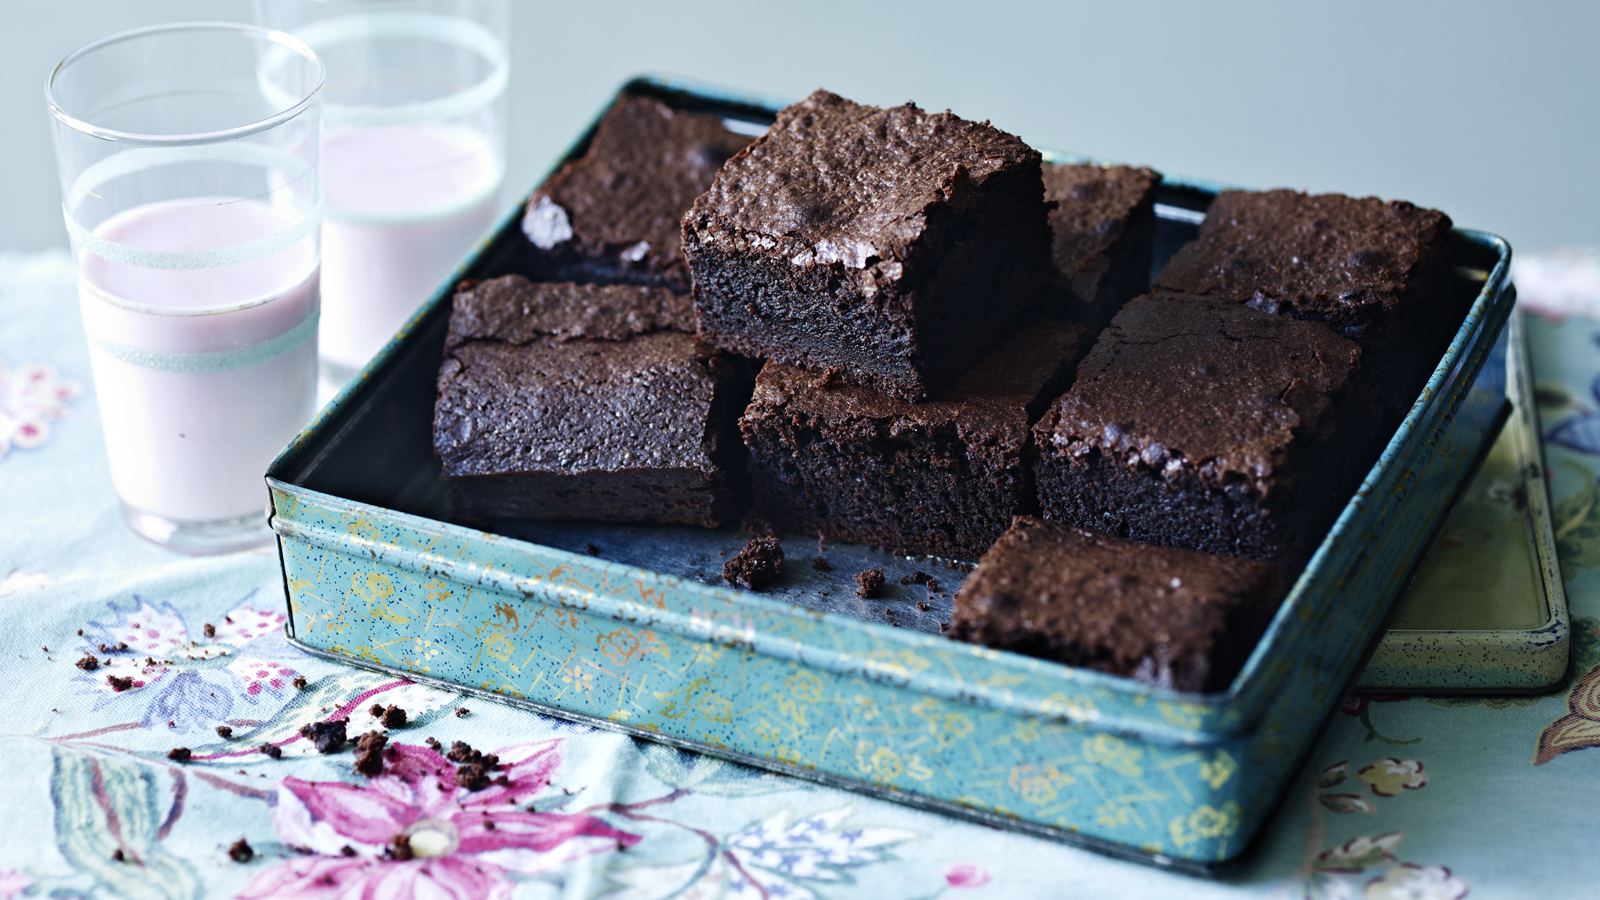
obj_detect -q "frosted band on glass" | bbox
[65,205,321,272]
[64,143,320,271]
[285,12,508,128]
[325,159,504,227]
[87,310,318,373]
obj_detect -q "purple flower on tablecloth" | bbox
[945,862,991,888]
[73,592,302,732]
[1544,373,1600,455]
[239,740,637,900]
[0,359,79,459]
[597,806,916,900]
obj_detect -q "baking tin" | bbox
[1356,311,1570,692]
[266,76,1515,871]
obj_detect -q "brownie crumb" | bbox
[108,675,134,692]
[945,560,976,572]
[899,571,939,592]
[445,741,500,770]
[812,366,842,390]
[454,707,470,718]
[388,834,414,861]
[354,731,389,777]
[916,601,931,611]
[381,705,407,729]
[259,743,283,759]
[585,543,601,556]
[724,535,784,589]
[75,653,99,671]
[112,849,126,862]
[425,737,443,752]
[484,820,496,831]
[369,704,385,718]
[216,725,234,739]
[203,624,216,639]
[228,839,254,863]
[77,629,83,636]
[456,763,492,791]
[810,556,833,572]
[299,719,348,754]
[939,622,950,632]
[854,568,885,599]
[292,676,308,690]
[167,747,191,762]
[340,845,357,857]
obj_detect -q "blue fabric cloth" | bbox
[2,249,1597,899]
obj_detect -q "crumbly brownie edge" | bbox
[689,163,1050,401]
[1031,372,1381,569]
[948,517,1285,691]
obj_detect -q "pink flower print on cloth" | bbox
[227,658,297,696]
[74,592,300,732]
[0,360,79,459]
[241,740,638,900]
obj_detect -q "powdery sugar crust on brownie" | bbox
[1039,293,1363,492]
[1154,189,1452,331]
[685,89,1039,291]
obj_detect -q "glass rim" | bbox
[44,21,325,147]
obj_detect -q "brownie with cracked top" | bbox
[1032,291,1381,567]
[1042,163,1161,330]
[434,275,747,526]
[684,89,1052,402]
[949,517,1283,692]
[742,313,1091,560]
[520,94,755,293]
[1153,189,1456,417]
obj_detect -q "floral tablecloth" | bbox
[3,248,1598,900]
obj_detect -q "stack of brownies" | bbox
[431,89,1462,694]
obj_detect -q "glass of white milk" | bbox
[46,23,324,554]
[255,0,508,387]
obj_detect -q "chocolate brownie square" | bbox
[949,517,1283,691]
[742,314,1091,560]
[1042,162,1161,330]
[520,94,755,293]
[1153,189,1456,417]
[684,89,1052,402]
[1032,292,1381,567]
[434,275,746,526]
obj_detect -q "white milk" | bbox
[318,123,500,376]
[78,198,319,524]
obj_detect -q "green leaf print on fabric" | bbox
[1552,462,1600,580]
[50,748,199,900]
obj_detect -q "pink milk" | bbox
[318,123,500,377]
[78,198,320,524]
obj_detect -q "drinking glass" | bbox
[255,0,509,385]
[46,23,324,554]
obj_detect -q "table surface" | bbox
[3,248,1599,899]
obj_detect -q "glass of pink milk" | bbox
[46,23,324,554]
[255,0,508,386]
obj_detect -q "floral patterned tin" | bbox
[265,77,1515,871]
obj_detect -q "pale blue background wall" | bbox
[4,1,1596,255]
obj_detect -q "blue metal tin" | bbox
[265,76,1515,871]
